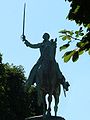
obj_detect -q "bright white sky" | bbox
[0,0,90,120]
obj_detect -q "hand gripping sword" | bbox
[22,3,26,41]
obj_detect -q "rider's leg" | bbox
[25,64,38,90]
[56,63,65,85]
[26,57,42,86]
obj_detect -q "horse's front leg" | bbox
[42,94,47,117]
[47,94,52,116]
[54,94,59,116]
[54,85,60,116]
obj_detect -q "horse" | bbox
[35,41,61,116]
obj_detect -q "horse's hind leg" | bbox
[42,94,47,116]
[47,94,52,116]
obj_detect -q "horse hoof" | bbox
[43,114,47,119]
[47,112,51,117]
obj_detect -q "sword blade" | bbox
[22,3,26,36]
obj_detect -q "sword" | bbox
[22,3,26,41]
[63,87,66,97]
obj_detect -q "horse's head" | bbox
[63,81,70,91]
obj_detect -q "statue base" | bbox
[25,115,65,120]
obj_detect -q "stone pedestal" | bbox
[25,115,65,120]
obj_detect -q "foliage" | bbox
[59,0,90,62]
[0,54,43,120]
[0,62,28,120]
[0,53,2,63]
[59,28,90,62]
[27,86,44,116]
[65,0,90,26]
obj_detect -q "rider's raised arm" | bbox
[22,36,42,48]
[25,40,42,48]
[29,42,42,48]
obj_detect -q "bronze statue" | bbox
[22,33,70,117]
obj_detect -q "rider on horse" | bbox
[22,33,69,92]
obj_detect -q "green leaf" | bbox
[62,51,74,62]
[62,36,67,40]
[79,33,84,36]
[66,35,71,40]
[75,31,79,35]
[88,48,90,55]
[73,5,80,14]
[72,51,79,62]
[60,44,70,51]
[87,24,90,28]
[69,31,74,36]
[76,42,85,48]
[59,29,67,34]
[61,35,71,41]
[76,42,81,47]
[75,31,79,38]
[78,49,84,55]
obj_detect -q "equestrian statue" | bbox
[22,33,70,117]
[21,3,70,117]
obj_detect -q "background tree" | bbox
[59,0,90,62]
[0,53,43,120]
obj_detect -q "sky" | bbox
[0,0,90,120]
